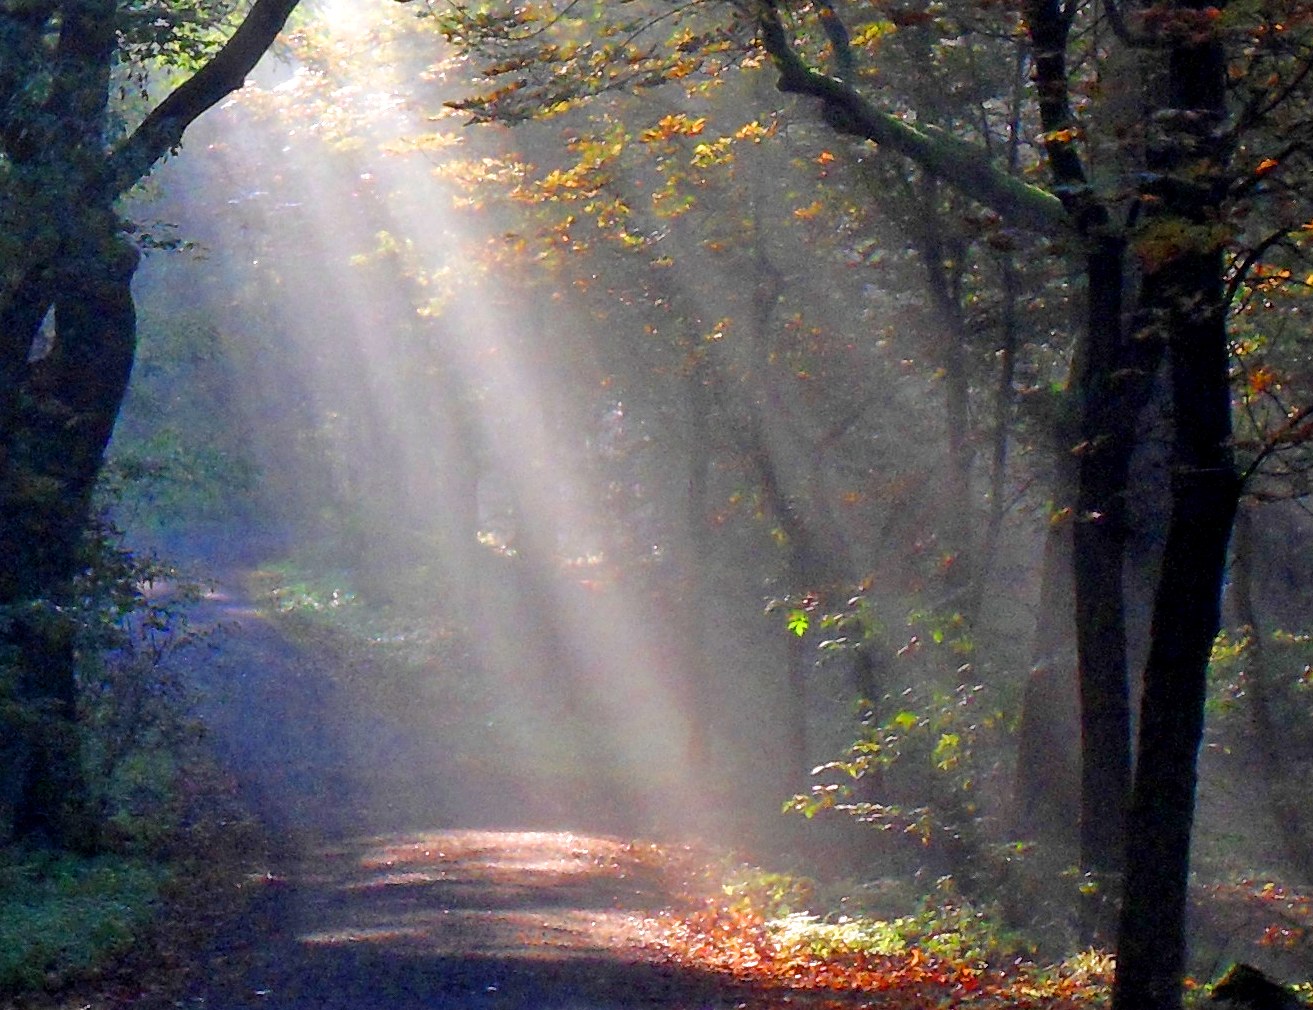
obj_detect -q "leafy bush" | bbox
[719,865,819,919]
[785,678,1012,894]
[0,524,265,997]
[765,876,1030,967]
[70,528,225,855]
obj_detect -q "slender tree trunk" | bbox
[1230,506,1313,882]
[681,357,713,771]
[1071,239,1138,904]
[974,256,1020,608]
[914,186,975,600]
[1014,512,1079,843]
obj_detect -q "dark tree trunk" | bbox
[0,0,300,849]
[1111,11,1235,1008]
[1,229,139,849]
[1112,255,1237,1010]
[1070,239,1146,907]
[1024,0,1161,900]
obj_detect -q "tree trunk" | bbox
[1230,505,1313,882]
[1,0,301,849]
[1,230,139,849]
[1112,268,1237,1010]
[681,356,714,772]
[1070,239,1142,909]
[1014,517,1079,844]
[1111,11,1235,1008]
[915,185,975,598]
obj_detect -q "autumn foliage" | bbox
[644,893,1114,1010]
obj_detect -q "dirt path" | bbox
[143,576,774,1010]
[160,828,756,1010]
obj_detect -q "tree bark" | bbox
[1112,257,1237,1010]
[1111,8,1236,1005]
[1,0,301,849]
[1070,241,1137,896]
[1014,480,1079,844]
[1,227,138,848]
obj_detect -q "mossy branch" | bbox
[756,4,1070,239]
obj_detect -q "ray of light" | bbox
[153,4,725,842]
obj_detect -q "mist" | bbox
[117,6,885,857]
[108,0,1313,943]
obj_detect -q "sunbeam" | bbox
[137,2,723,844]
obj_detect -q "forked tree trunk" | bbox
[1113,251,1237,1010]
[0,0,300,849]
[1111,14,1236,1008]
[2,230,139,849]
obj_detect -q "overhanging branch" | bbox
[104,0,302,200]
[756,4,1071,238]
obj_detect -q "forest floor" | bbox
[34,567,849,1010]
[130,826,773,1010]
[7,557,1306,1010]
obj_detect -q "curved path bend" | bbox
[146,573,777,1010]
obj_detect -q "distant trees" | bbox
[0,0,300,849]
[428,2,1313,1009]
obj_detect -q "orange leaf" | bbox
[1248,364,1278,393]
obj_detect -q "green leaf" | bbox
[787,609,809,637]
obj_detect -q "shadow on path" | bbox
[174,829,749,1010]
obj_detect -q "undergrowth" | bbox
[0,527,270,1002]
[0,853,161,993]
[655,859,1119,1009]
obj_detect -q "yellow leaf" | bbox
[734,120,771,141]
[1040,126,1082,144]
[640,113,707,143]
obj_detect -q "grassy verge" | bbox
[0,852,163,995]
[0,800,271,1008]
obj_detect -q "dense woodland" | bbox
[3,1,1313,1009]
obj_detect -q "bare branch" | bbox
[1225,227,1295,306]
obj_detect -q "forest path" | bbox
[147,571,782,1010]
[163,827,744,1010]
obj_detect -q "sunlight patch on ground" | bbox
[294,830,676,960]
[355,829,667,874]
